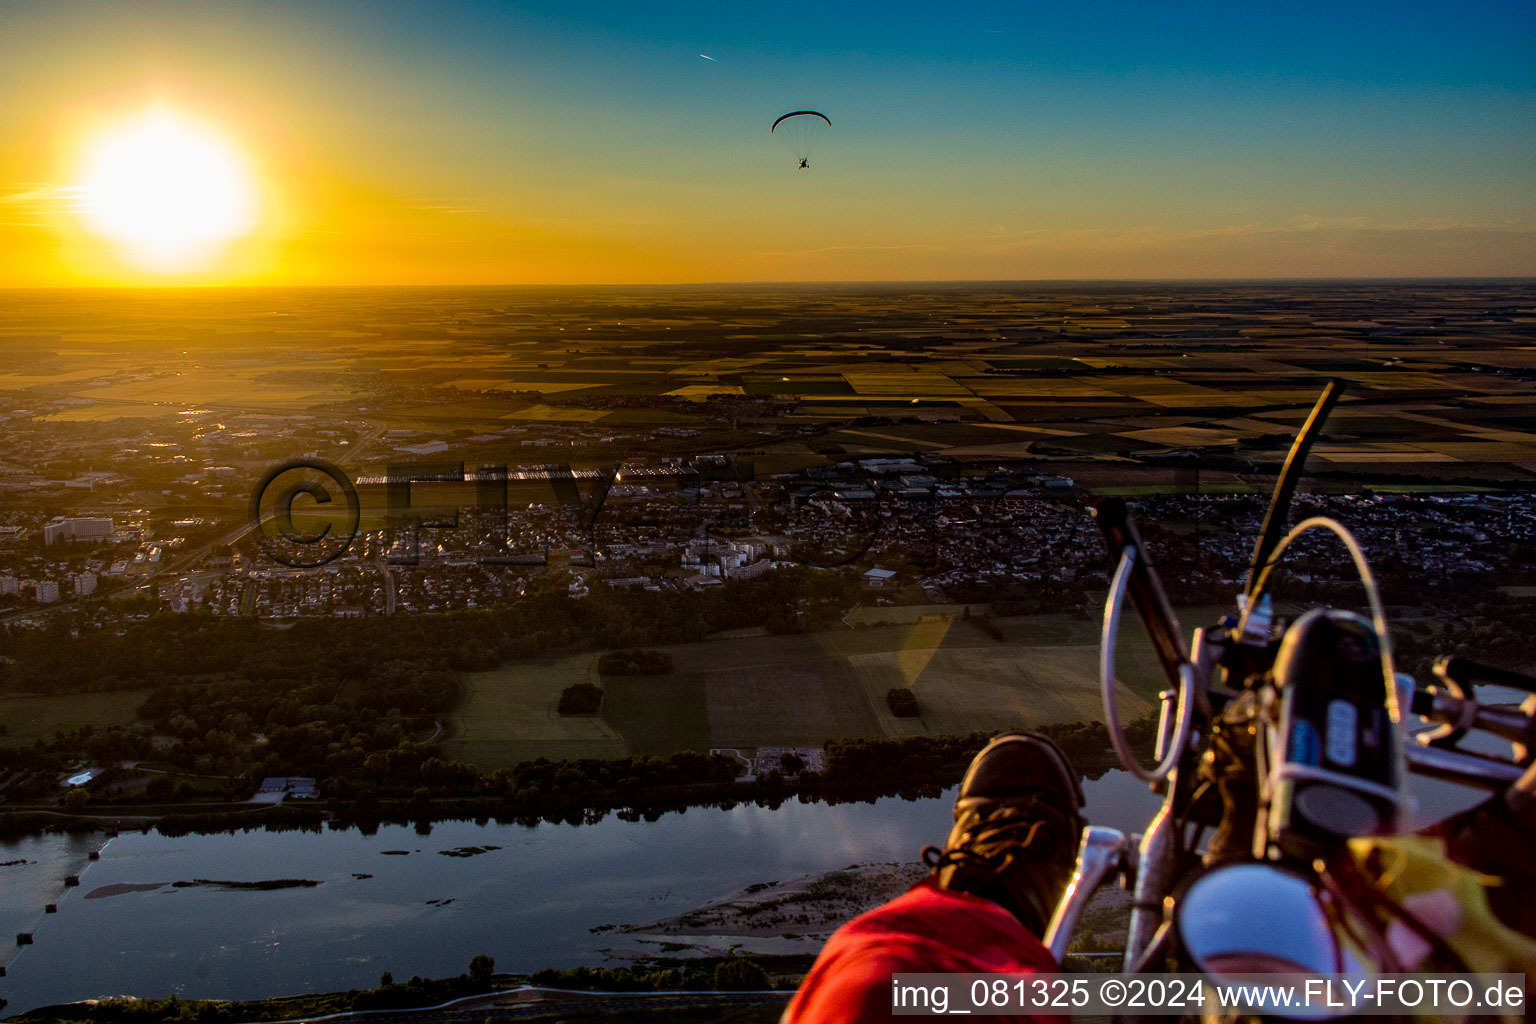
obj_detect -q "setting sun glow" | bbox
[75,109,256,271]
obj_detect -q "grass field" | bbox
[444,655,627,767]
[846,604,989,626]
[0,689,147,745]
[443,610,1174,770]
[603,673,711,755]
[699,652,882,749]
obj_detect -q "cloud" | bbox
[1,184,81,208]
[0,184,83,227]
[751,241,945,259]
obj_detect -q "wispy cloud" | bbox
[418,204,484,216]
[960,217,1535,257]
[741,217,1535,278]
[2,184,83,208]
[752,241,945,259]
[0,184,83,227]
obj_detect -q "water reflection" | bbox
[0,763,1493,1014]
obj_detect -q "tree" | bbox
[379,971,394,987]
[713,958,769,990]
[558,683,603,716]
[469,954,495,989]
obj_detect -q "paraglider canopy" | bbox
[771,110,830,169]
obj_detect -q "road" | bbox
[375,554,397,615]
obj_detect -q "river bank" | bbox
[0,728,1141,842]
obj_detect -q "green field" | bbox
[846,604,990,627]
[0,689,147,745]
[444,654,627,767]
[443,612,1169,769]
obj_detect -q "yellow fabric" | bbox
[1348,834,1536,1020]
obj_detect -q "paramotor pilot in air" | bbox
[772,110,830,170]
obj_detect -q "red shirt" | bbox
[783,878,1057,1022]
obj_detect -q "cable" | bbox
[1236,515,1401,725]
[1102,547,1194,782]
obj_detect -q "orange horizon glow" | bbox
[2,89,1530,288]
[0,1,1531,287]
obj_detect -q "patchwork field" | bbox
[3,284,1532,491]
[443,612,1170,768]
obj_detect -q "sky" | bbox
[0,0,1532,285]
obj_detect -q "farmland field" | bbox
[443,611,1172,768]
[444,654,627,767]
[603,672,710,755]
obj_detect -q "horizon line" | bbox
[3,275,1534,292]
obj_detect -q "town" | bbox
[4,462,1533,624]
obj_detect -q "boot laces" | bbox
[923,807,1050,876]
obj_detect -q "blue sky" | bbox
[1,0,1531,282]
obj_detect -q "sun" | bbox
[75,108,257,271]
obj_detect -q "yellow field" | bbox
[844,372,972,397]
[664,384,746,398]
[0,368,119,387]
[41,403,167,421]
[1421,441,1536,461]
[1094,376,1252,408]
[854,643,1154,737]
[74,371,339,407]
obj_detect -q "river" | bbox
[0,763,1499,1013]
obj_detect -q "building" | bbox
[35,580,60,603]
[683,572,723,591]
[255,777,319,802]
[0,576,17,596]
[73,572,96,597]
[43,517,115,546]
[397,440,450,456]
[728,558,775,581]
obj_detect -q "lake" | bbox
[0,761,1497,1014]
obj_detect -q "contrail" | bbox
[699,53,717,61]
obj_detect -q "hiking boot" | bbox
[923,732,1085,936]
